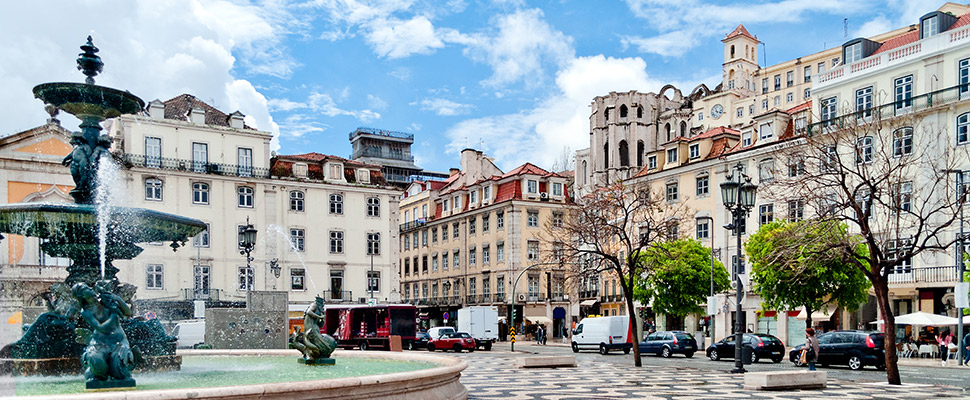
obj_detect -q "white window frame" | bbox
[146,264,164,290]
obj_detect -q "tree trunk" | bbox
[872,275,900,385]
[804,304,813,330]
[624,284,642,367]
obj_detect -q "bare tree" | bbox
[550,146,574,173]
[544,181,686,367]
[770,106,967,384]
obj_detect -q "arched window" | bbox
[193,182,209,205]
[237,186,254,208]
[958,113,970,144]
[637,141,645,168]
[330,193,343,214]
[665,123,672,141]
[620,105,628,118]
[582,161,587,185]
[603,142,609,169]
[619,140,629,167]
[289,190,305,212]
[680,121,687,137]
[637,106,643,119]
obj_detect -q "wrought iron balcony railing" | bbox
[124,154,271,179]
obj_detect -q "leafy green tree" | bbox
[634,238,731,318]
[745,219,870,328]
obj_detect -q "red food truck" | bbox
[320,304,418,350]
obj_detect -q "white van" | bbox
[427,326,456,340]
[571,316,632,355]
[172,320,205,349]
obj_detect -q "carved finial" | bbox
[77,35,103,85]
[45,104,60,125]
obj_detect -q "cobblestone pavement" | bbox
[454,350,967,399]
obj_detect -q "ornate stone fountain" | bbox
[0,37,206,390]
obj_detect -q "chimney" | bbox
[148,100,165,120]
[449,168,460,177]
[229,111,245,129]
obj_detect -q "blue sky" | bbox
[0,0,947,173]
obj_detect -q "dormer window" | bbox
[666,148,678,163]
[328,163,343,180]
[527,180,538,194]
[689,144,700,159]
[922,15,939,38]
[648,155,657,170]
[294,163,308,178]
[742,131,753,147]
[470,190,478,204]
[759,123,773,140]
[843,42,862,63]
[356,169,370,183]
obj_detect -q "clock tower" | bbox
[722,24,760,96]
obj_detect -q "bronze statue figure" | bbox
[72,281,136,389]
[293,296,337,365]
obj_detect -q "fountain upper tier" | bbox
[33,82,145,121]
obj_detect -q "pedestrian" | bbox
[562,325,569,344]
[803,328,819,371]
[937,330,954,366]
[538,325,546,345]
[963,330,970,367]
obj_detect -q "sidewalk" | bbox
[897,356,970,369]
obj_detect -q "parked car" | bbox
[428,326,456,340]
[789,330,885,370]
[407,331,431,350]
[428,331,476,352]
[571,316,632,355]
[706,333,786,363]
[172,320,205,349]
[639,331,698,358]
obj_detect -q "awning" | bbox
[796,305,836,321]
[580,299,598,306]
[497,316,507,323]
[526,316,553,325]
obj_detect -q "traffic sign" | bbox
[443,312,450,320]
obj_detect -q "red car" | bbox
[428,331,476,352]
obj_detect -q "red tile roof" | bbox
[163,94,254,129]
[871,30,919,56]
[690,126,740,142]
[494,181,520,202]
[502,162,558,178]
[786,100,812,114]
[723,24,758,42]
[705,137,734,160]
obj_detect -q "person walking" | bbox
[963,330,970,366]
[805,328,820,371]
[937,330,954,366]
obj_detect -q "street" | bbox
[445,342,969,399]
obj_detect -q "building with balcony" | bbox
[0,94,401,325]
[398,148,572,338]
[349,127,448,187]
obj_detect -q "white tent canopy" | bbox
[796,304,836,321]
[870,311,960,326]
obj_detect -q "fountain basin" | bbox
[33,83,144,120]
[6,349,468,399]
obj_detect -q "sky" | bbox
[0,0,951,173]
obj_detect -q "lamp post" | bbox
[720,162,757,374]
[510,261,560,352]
[239,217,257,289]
[949,169,967,364]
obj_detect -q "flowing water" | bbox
[265,224,317,292]
[94,153,128,279]
[7,355,436,396]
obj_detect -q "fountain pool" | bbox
[5,350,467,399]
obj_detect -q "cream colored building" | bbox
[398,149,572,337]
[1,94,401,323]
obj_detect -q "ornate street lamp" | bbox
[720,162,757,374]
[239,217,257,281]
[268,258,281,279]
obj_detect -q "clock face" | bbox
[711,104,724,119]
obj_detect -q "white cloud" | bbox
[0,0,283,150]
[446,55,665,170]
[852,0,941,39]
[367,16,445,58]
[413,98,474,116]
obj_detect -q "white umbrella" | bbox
[870,311,960,326]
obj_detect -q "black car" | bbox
[789,331,885,370]
[639,331,698,358]
[407,331,431,350]
[707,333,786,363]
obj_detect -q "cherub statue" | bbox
[89,134,113,175]
[296,296,337,363]
[62,131,93,199]
[72,281,135,388]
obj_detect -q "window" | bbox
[761,78,768,94]
[422,230,428,246]
[961,58,970,99]
[412,232,418,248]
[553,182,563,196]
[483,186,491,201]
[192,182,209,205]
[960,113,970,145]
[922,15,940,37]
[237,148,253,177]
[528,276,539,298]
[795,117,807,132]
[787,158,805,177]
[432,227,438,243]
[788,199,804,221]
[736,107,743,118]
[497,243,505,262]
[759,159,774,182]
[469,217,477,234]
[762,99,768,110]
[431,254,439,271]
[238,266,254,291]
[367,271,380,293]
[689,144,700,159]
[804,88,811,99]
[290,228,305,252]
[773,96,781,106]
[818,62,826,73]
[666,148,678,163]
[527,240,540,260]
[293,163,307,178]
[648,155,657,169]
[804,66,812,83]
[553,211,564,228]
[145,137,161,168]
[666,182,679,202]
[856,86,873,119]
[238,186,254,208]
[857,136,873,164]
[145,178,163,201]
[696,219,709,239]
[192,142,208,173]
[666,221,679,239]
[822,145,838,171]
[469,248,477,265]
[759,122,773,140]
[483,246,490,264]
[366,233,381,255]
[453,196,460,210]
[895,75,913,111]
[328,163,343,179]
[844,42,862,63]
[696,176,709,196]
[453,222,460,238]
[497,212,505,229]
[443,199,449,212]
[290,191,305,212]
[786,71,794,87]
[619,140,630,167]
[894,181,913,213]
[821,96,837,125]
[786,92,793,103]
[773,74,781,90]
[453,250,460,268]
[470,190,478,204]
[497,276,505,298]
[527,210,539,227]
[527,180,538,194]
[146,264,163,290]
[482,215,490,232]
[749,105,754,115]
[403,235,409,250]
[330,193,343,214]
[291,269,305,291]
[483,277,491,298]
[193,223,210,247]
[357,169,370,183]
[741,131,752,147]
[422,204,428,219]
[893,127,913,157]
[886,238,913,274]
[759,204,774,226]
[366,197,380,217]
